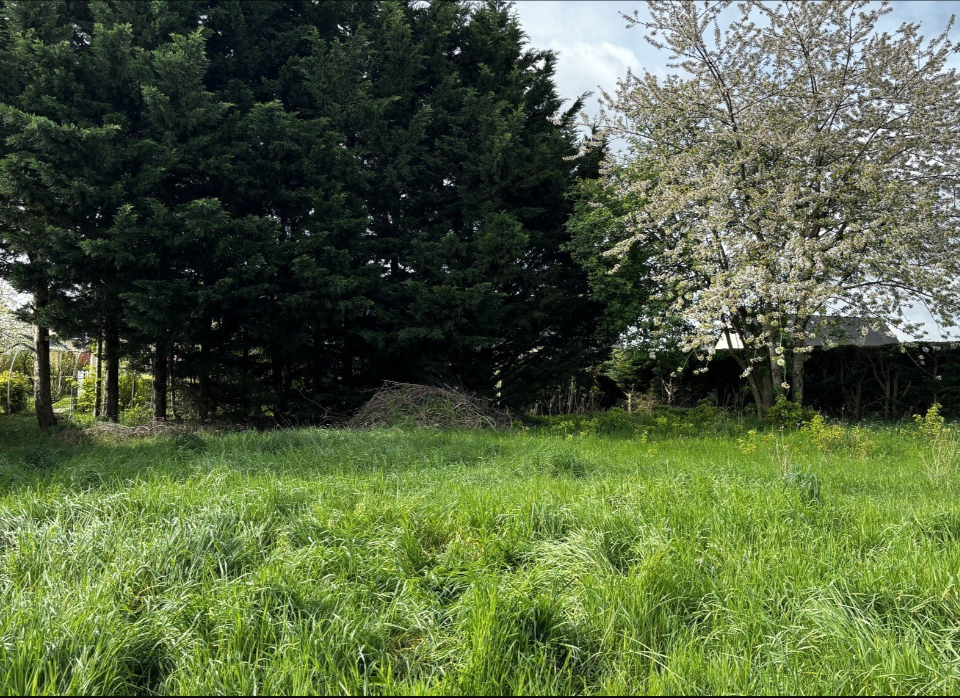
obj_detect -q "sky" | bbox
[513,1,960,120]
[512,0,960,341]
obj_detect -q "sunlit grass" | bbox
[1,414,959,695]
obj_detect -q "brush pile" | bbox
[348,381,509,430]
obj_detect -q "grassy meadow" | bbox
[1,411,960,695]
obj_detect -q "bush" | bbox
[75,376,98,413]
[118,373,152,411]
[595,407,637,436]
[915,403,945,439]
[767,395,817,429]
[803,414,844,453]
[530,403,746,439]
[76,372,152,415]
[119,403,153,426]
[0,371,31,414]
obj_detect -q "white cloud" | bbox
[515,0,960,121]
[546,40,640,102]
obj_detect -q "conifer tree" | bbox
[0,0,605,422]
[0,1,115,427]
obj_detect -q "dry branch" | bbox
[347,381,509,430]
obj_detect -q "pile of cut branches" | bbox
[348,381,509,430]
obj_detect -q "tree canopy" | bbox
[0,0,605,424]
[584,0,960,413]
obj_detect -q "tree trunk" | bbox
[170,348,179,420]
[745,372,764,419]
[883,371,891,420]
[94,332,103,418]
[792,349,804,406]
[198,344,209,421]
[272,349,286,419]
[728,345,765,419]
[760,370,774,416]
[33,286,57,429]
[769,346,784,399]
[340,338,353,387]
[892,372,900,418]
[153,346,168,421]
[104,326,120,422]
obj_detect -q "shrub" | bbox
[767,395,817,429]
[803,414,844,453]
[595,407,638,436]
[118,373,152,412]
[75,377,98,413]
[0,371,30,414]
[119,403,153,426]
[75,372,152,415]
[737,429,760,455]
[915,403,945,439]
[532,404,743,439]
[914,403,957,481]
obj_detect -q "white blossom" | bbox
[0,281,31,358]
[597,0,960,405]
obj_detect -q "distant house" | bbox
[715,316,899,351]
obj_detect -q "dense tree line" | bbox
[0,0,606,426]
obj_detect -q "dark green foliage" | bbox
[803,344,960,420]
[595,343,960,422]
[0,0,601,421]
[296,0,605,407]
[567,170,663,347]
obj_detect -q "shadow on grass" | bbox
[0,415,517,495]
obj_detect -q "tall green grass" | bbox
[1,414,959,694]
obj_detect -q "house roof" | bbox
[715,316,899,351]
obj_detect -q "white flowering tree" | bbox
[596,0,960,414]
[0,281,30,357]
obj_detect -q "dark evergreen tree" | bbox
[0,0,607,423]
[304,0,605,407]
[0,0,114,427]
